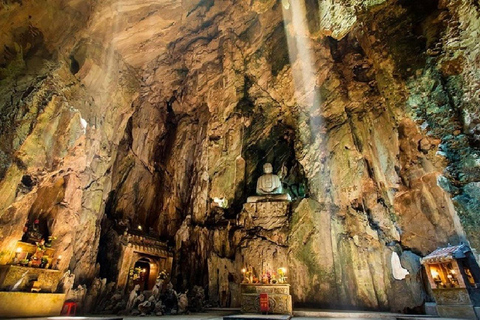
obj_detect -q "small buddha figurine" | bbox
[247,163,291,203]
[23,219,43,244]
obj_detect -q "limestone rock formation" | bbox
[0,0,480,313]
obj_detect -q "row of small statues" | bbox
[55,271,205,316]
[122,281,184,316]
[107,278,205,316]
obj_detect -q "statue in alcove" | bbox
[281,162,307,200]
[22,219,43,244]
[247,163,291,203]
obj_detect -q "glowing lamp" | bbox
[138,225,142,231]
[16,247,22,253]
[241,268,246,274]
[431,269,439,278]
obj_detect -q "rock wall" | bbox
[0,0,142,283]
[0,0,479,313]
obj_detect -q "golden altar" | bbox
[0,265,61,292]
[240,283,292,314]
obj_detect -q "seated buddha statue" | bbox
[247,163,291,203]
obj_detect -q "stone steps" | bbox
[293,309,399,319]
[216,308,467,320]
[294,309,464,320]
[224,314,292,320]
[52,318,123,320]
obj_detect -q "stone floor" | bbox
[13,309,467,320]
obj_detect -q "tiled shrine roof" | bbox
[421,244,471,264]
[120,231,172,257]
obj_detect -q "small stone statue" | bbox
[163,282,178,314]
[189,285,205,312]
[84,277,103,313]
[94,280,113,313]
[11,271,29,291]
[70,284,88,310]
[23,219,43,244]
[247,163,291,203]
[131,293,145,315]
[177,290,189,314]
[138,296,155,315]
[126,284,141,311]
[175,216,191,250]
[154,299,164,316]
[152,277,164,300]
[391,252,409,280]
[57,271,75,299]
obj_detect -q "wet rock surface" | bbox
[0,0,479,313]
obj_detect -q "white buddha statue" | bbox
[247,163,291,203]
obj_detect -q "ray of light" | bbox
[281,0,320,114]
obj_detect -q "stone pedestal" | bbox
[247,194,291,203]
[0,265,61,292]
[241,284,292,314]
[433,288,479,319]
[238,202,290,231]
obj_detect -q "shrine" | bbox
[240,275,292,314]
[116,231,173,293]
[235,164,293,315]
[421,244,480,319]
[0,219,65,318]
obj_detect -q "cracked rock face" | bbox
[1,0,480,312]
